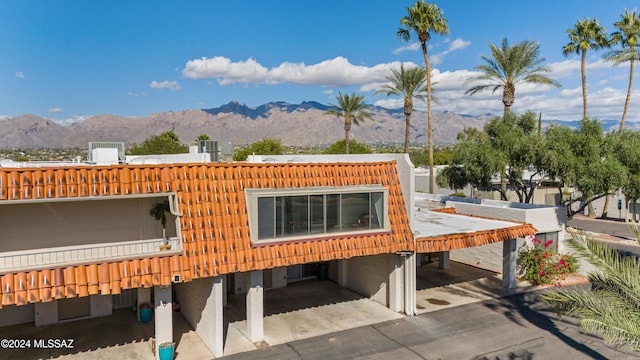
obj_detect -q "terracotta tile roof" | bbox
[0,161,413,307]
[415,223,537,253]
[414,208,537,253]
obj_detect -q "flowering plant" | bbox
[517,238,579,285]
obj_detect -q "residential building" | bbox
[0,153,537,358]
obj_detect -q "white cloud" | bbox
[178,52,639,123]
[182,57,269,84]
[374,98,404,109]
[128,91,146,97]
[150,80,181,90]
[15,71,24,79]
[392,42,420,54]
[449,38,471,52]
[431,38,471,65]
[183,56,418,87]
[48,108,63,113]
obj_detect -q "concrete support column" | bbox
[438,251,450,269]
[154,285,173,360]
[403,253,416,316]
[502,239,517,289]
[388,254,404,312]
[246,270,264,343]
[337,259,348,287]
[209,276,224,357]
[137,287,151,321]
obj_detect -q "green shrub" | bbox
[517,238,579,285]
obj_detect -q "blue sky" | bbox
[1,0,639,125]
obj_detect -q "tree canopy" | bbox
[128,131,189,155]
[562,18,610,119]
[322,139,371,155]
[543,118,627,216]
[437,112,545,202]
[466,38,561,115]
[233,137,284,161]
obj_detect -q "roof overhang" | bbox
[413,209,537,252]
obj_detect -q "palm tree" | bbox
[562,18,610,120]
[542,231,640,350]
[324,92,371,154]
[397,0,449,193]
[604,10,640,133]
[466,38,560,199]
[375,64,428,153]
[466,38,561,116]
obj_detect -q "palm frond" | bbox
[543,231,640,350]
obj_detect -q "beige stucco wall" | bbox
[0,197,176,252]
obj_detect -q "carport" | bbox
[411,207,537,311]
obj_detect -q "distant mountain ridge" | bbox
[0,101,633,149]
[202,100,333,120]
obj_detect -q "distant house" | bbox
[0,153,537,358]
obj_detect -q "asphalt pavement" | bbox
[221,285,638,360]
[568,215,640,258]
[218,216,640,360]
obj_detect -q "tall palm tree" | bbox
[542,231,640,350]
[375,64,428,153]
[562,18,610,120]
[604,10,640,133]
[324,92,371,154]
[466,38,560,199]
[397,0,449,194]
[466,38,561,116]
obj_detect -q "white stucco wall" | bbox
[346,254,390,306]
[175,276,224,356]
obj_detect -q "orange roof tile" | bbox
[0,161,413,307]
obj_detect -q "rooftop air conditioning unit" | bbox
[88,142,125,163]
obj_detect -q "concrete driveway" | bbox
[0,261,598,360]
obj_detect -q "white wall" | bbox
[175,276,224,355]
[346,254,390,306]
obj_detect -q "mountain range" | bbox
[0,101,632,149]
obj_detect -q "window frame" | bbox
[245,185,390,245]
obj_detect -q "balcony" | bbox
[0,237,181,274]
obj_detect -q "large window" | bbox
[246,186,389,244]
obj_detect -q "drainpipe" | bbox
[167,194,183,250]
